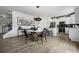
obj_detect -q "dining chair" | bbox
[23,29,32,43]
[37,28,48,44]
[47,28,53,36]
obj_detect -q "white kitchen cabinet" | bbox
[69,28,79,42]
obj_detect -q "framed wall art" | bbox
[17,17,24,25]
[17,17,35,26]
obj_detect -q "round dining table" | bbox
[26,30,42,41]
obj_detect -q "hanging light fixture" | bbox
[36,6,40,8]
[34,17,42,21]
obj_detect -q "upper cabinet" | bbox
[75,7,79,23]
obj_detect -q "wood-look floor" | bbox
[2,33,79,53]
[0,35,3,52]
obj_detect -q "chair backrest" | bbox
[23,29,28,37]
[42,28,48,37]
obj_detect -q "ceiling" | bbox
[0,6,76,17]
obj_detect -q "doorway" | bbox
[59,22,65,33]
